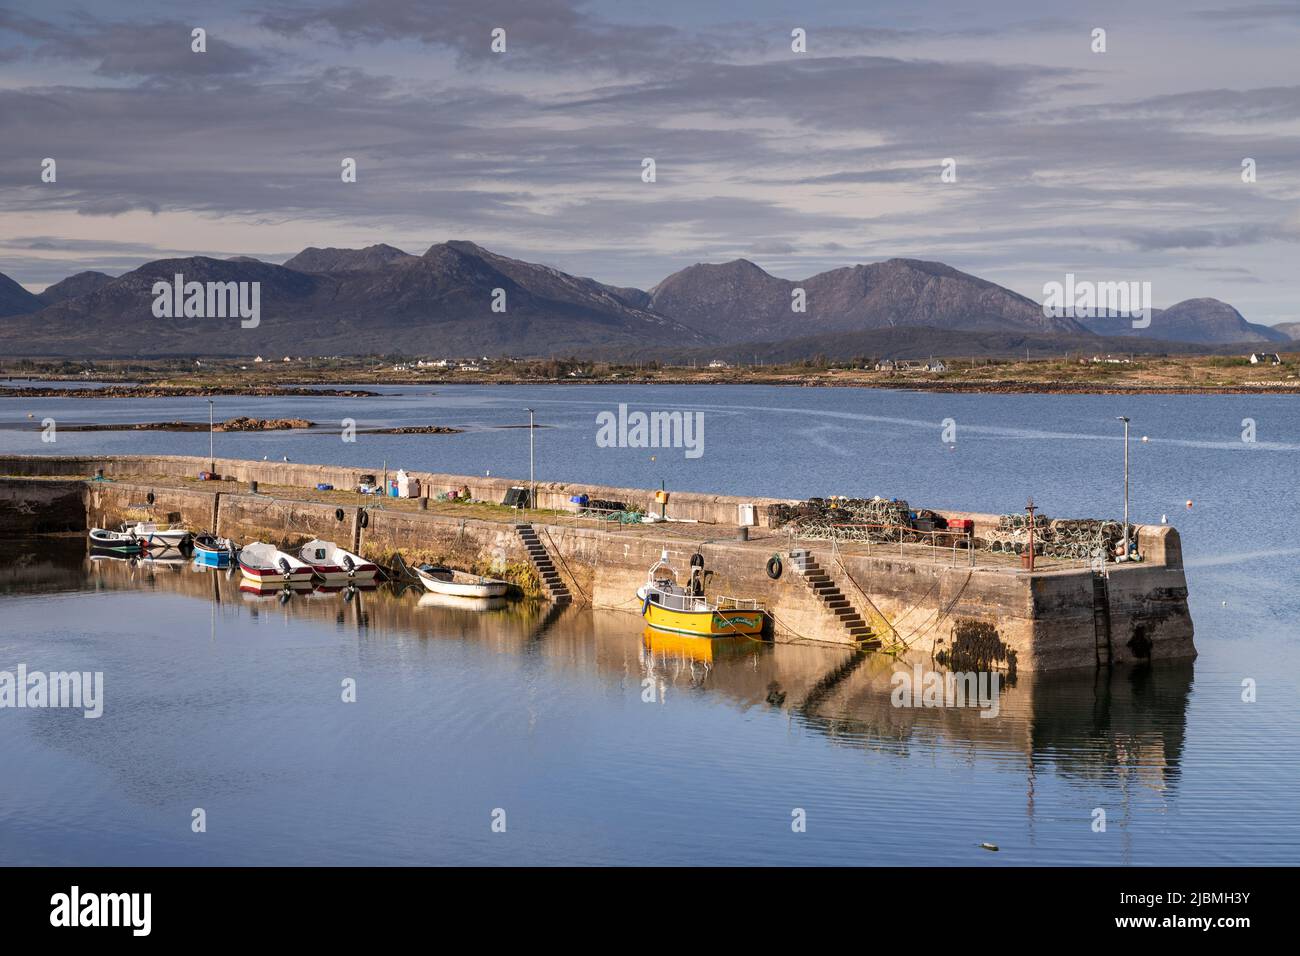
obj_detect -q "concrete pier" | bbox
[0,454,1196,672]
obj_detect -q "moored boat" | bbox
[637,550,767,637]
[121,521,191,550]
[88,527,144,556]
[193,532,239,568]
[298,539,379,583]
[238,541,315,584]
[414,564,510,598]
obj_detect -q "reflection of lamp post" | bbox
[207,399,215,473]
[1116,416,1130,559]
[524,407,535,509]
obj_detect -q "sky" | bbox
[2,0,1298,324]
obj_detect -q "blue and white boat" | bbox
[193,532,239,568]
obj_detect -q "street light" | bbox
[524,407,535,509]
[1116,416,1130,560]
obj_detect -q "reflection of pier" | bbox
[40,539,1192,804]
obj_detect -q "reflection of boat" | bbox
[298,539,379,583]
[641,626,753,663]
[414,565,509,598]
[238,542,315,584]
[139,554,187,568]
[193,532,239,568]
[239,580,314,601]
[309,582,378,596]
[89,528,144,556]
[122,521,191,550]
[637,549,767,637]
[416,591,508,612]
[90,550,138,563]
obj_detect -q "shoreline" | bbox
[4,377,1300,397]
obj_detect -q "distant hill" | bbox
[0,243,704,356]
[1271,321,1300,341]
[0,243,1279,357]
[0,271,43,317]
[282,243,414,274]
[649,257,1088,339]
[35,271,114,307]
[1079,298,1289,345]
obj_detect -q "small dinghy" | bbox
[238,541,315,584]
[298,539,379,583]
[193,532,240,568]
[89,528,144,556]
[414,564,509,598]
[121,521,191,550]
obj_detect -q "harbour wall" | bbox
[0,455,1196,672]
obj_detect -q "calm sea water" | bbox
[1,384,1298,865]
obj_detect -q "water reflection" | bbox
[3,536,1193,814]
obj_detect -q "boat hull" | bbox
[415,567,509,598]
[194,547,232,568]
[641,602,765,637]
[239,562,315,584]
[89,529,143,555]
[308,565,379,584]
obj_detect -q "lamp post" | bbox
[207,399,215,473]
[524,407,535,509]
[1116,416,1130,560]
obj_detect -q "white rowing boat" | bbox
[413,564,509,598]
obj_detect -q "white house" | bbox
[1250,352,1282,365]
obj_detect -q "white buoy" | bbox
[1141,436,1149,442]
[1160,514,1168,524]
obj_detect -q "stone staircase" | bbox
[515,523,572,605]
[790,549,875,644]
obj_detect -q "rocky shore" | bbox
[58,417,315,432]
[0,385,378,398]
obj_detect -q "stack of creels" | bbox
[980,515,1132,560]
[1041,518,1130,560]
[982,512,1052,555]
[766,496,915,541]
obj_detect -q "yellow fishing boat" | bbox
[637,550,768,637]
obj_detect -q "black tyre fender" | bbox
[358,510,369,529]
[689,552,705,568]
[766,554,783,579]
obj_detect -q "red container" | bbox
[948,518,974,531]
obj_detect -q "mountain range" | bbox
[0,241,1291,357]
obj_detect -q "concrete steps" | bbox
[790,549,876,644]
[515,523,571,605]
